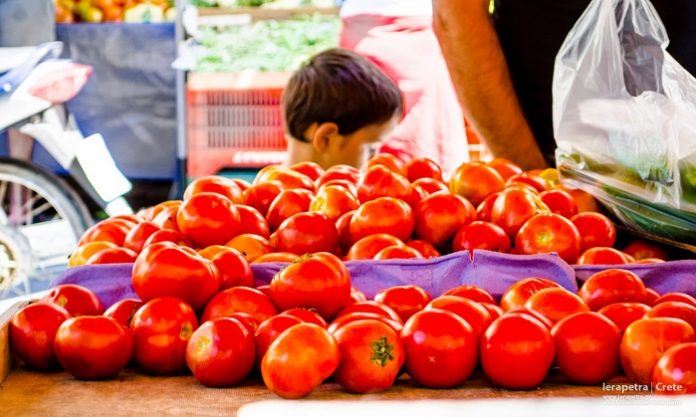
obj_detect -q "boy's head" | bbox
[282,48,403,169]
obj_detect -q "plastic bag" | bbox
[552,0,696,244]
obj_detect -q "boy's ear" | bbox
[311,122,340,152]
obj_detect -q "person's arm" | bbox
[433,0,548,170]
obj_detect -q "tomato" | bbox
[506,172,548,193]
[152,205,182,232]
[186,317,255,387]
[411,177,448,195]
[500,277,561,311]
[337,301,403,323]
[426,295,493,337]
[225,312,260,335]
[243,180,285,216]
[274,212,339,255]
[487,157,522,181]
[328,312,403,335]
[620,318,695,384]
[633,258,666,265]
[643,288,660,306]
[402,309,478,388]
[318,179,358,196]
[357,165,412,204]
[349,197,414,243]
[123,222,161,253]
[524,287,589,324]
[54,316,132,380]
[652,343,696,394]
[646,301,696,331]
[623,240,668,261]
[444,284,496,305]
[551,312,621,384]
[143,229,192,248]
[539,189,578,219]
[253,252,300,264]
[366,153,406,176]
[266,169,315,191]
[86,247,138,265]
[183,175,244,204]
[482,303,503,320]
[335,210,355,252]
[104,298,143,327]
[176,192,241,248]
[373,245,423,260]
[130,297,198,375]
[449,162,505,206]
[202,287,278,324]
[69,242,118,268]
[255,315,303,364]
[374,285,431,322]
[346,234,404,261]
[256,284,271,298]
[350,287,368,304]
[570,212,616,252]
[289,161,325,181]
[333,319,405,393]
[452,221,510,253]
[315,168,359,189]
[655,293,696,307]
[42,284,103,316]
[481,314,554,389]
[280,308,327,328]
[225,234,273,262]
[198,246,254,289]
[78,218,133,247]
[144,201,180,223]
[236,204,271,239]
[476,192,500,222]
[505,308,555,329]
[515,213,582,263]
[406,240,441,258]
[261,323,340,399]
[9,303,71,369]
[414,191,476,248]
[266,189,314,231]
[598,302,651,332]
[491,188,548,239]
[578,269,647,311]
[132,242,219,311]
[577,247,629,265]
[310,185,359,222]
[405,157,443,182]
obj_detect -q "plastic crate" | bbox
[186,72,291,177]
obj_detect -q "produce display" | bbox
[190,0,336,8]
[55,0,176,24]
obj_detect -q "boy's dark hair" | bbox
[282,48,403,142]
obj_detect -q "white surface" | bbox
[340,0,432,17]
[75,134,132,202]
[0,47,34,73]
[0,94,50,129]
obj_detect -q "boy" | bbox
[283,48,403,169]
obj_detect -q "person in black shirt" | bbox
[434,0,696,169]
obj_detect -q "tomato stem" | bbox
[370,336,394,367]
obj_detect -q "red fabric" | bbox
[340,15,469,175]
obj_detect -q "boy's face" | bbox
[318,114,400,168]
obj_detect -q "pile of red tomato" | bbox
[9,265,696,397]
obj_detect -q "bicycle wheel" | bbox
[0,158,92,298]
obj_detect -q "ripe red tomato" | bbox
[401,309,478,388]
[357,165,412,204]
[374,285,431,322]
[444,285,496,304]
[570,212,616,252]
[224,312,260,335]
[452,221,510,253]
[524,287,589,324]
[349,197,414,243]
[491,188,548,239]
[646,301,696,331]
[123,221,161,253]
[481,314,555,389]
[621,318,695,384]
[337,300,402,323]
[202,287,278,324]
[328,312,403,335]
[54,316,133,380]
[315,167,359,189]
[652,342,696,394]
[78,218,133,246]
[487,158,522,181]
[130,297,198,375]
[225,234,273,262]
[42,284,103,316]
[235,204,271,239]
[317,179,358,196]
[143,229,192,248]
[289,161,325,181]
[551,312,621,384]
[405,157,443,182]
[86,247,138,265]
[655,293,696,307]
[373,245,423,260]
[274,212,339,255]
[366,153,406,176]
[476,192,500,222]
[515,213,582,263]
[406,240,441,258]
[578,269,647,311]
[183,175,244,204]
[309,185,359,222]
[177,192,241,248]
[104,298,143,327]
[577,247,629,265]
[411,178,448,195]
[414,191,476,248]
[350,287,368,303]
[598,302,651,332]
[198,246,253,289]
[539,189,578,219]
[152,205,182,232]
[500,277,561,311]
[266,189,313,231]
[426,295,493,337]
[232,178,251,192]
[132,242,220,311]
[270,252,351,320]
[261,323,340,399]
[643,288,660,305]
[335,210,355,251]
[280,308,327,328]
[186,317,255,387]
[506,172,548,193]
[449,162,505,206]
[482,303,504,320]
[623,240,668,261]
[10,303,70,369]
[333,319,405,393]
[243,180,285,216]
[252,252,300,264]
[255,315,303,363]
[346,234,404,261]
[266,169,315,191]
[505,308,555,329]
